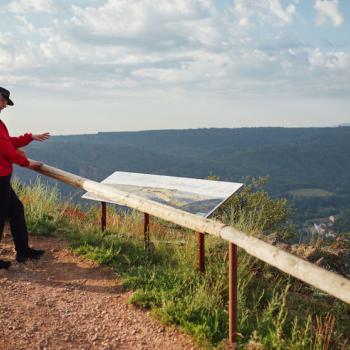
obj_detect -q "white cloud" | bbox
[133,50,230,85]
[238,17,249,27]
[269,0,296,24]
[232,0,297,27]
[0,0,349,100]
[314,0,343,27]
[309,48,350,69]
[69,0,216,41]
[0,32,13,46]
[15,15,35,32]
[0,47,13,68]
[8,0,54,13]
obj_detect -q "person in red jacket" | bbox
[0,87,50,269]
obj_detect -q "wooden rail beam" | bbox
[29,160,350,305]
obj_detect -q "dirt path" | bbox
[0,233,198,350]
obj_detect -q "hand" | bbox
[32,133,50,142]
[27,160,43,170]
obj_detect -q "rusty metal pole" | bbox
[101,201,107,232]
[144,213,150,249]
[197,232,205,272]
[229,242,238,349]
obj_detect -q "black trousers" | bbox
[0,176,29,253]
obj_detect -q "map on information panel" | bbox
[82,172,243,218]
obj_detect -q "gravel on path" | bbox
[0,234,198,350]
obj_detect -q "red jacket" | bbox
[0,120,32,176]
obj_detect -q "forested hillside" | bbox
[15,127,350,231]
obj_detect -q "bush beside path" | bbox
[0,233,197,350]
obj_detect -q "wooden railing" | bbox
[29,160,350,349]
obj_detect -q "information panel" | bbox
[83,172,243,218]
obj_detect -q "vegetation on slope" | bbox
[15,127,350,232]
[13,178,350,349]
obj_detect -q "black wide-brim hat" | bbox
[0,87,14,106]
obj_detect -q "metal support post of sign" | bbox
[101,201,107,232]
[229,242,238,349]
[197,232,205,272]
[144,213,150,249]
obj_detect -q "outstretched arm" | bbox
[10,132,50,147]
[10,133,33,148]
[32,133,50,142]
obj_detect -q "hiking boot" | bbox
[0,259,11,269]
[16,248,45,263]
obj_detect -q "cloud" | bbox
[232,0,297,27]
[314,0,343,27]
[309,48,350,70]
[15,15,35,32]
[238,17,249,27]
[307,48,350,97]
[0,0,349,100]
[68,0,219,50]
[8,0,55,13]
[269,0,296,24]
[69,0,215,36]
[0,32,13,46]
[0,47,13,68]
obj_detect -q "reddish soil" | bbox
[0,232,198,350]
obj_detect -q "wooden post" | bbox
[197,232,205,272]
[144,213,150,249]
[101,201,106,232]
[229,242,238,349]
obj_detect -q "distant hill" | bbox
[14,127,350,228]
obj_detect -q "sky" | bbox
[0,0,349,135]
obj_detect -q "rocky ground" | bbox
[0,233,198,350]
